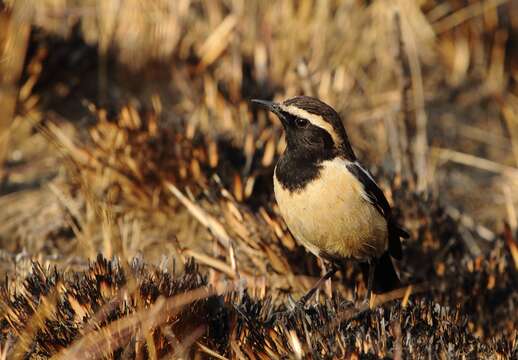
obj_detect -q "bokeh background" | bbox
[0,0,517,358]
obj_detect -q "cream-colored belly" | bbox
[274,159,388,261]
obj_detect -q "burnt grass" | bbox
[1,223,517,358]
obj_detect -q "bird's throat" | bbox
[275,151,324,192]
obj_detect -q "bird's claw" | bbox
[264,300,307,326]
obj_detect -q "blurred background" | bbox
[1,0,518,358]
[1,0,518,279]
[2,0,517,266]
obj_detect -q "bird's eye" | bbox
[295,117,309,128]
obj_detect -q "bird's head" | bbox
[252,96,356,161]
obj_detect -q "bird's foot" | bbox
[264,297,307,326]
[358,292,376,310]
[291,297,307,311]
[338,298,355,309]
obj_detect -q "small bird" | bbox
[252,96,409,304]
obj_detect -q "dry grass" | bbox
[0,0,517,358]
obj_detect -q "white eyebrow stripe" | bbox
[279,104,342,146]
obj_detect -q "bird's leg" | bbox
[265,265,338,324]
[298,265,338,306]
[317,258,333,302]
[365,260,376,303]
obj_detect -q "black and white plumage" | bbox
[252,96,409,301]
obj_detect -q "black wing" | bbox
[346,162,407,260]
[346,162,392,217]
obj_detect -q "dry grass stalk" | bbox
[0,3,30,170]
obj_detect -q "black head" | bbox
[252,96,356,161]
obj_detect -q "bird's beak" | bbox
[251,99,287,126]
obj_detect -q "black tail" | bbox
[361,252,401,294]
[388,221,408,260]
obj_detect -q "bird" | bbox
[252,96,409,305]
